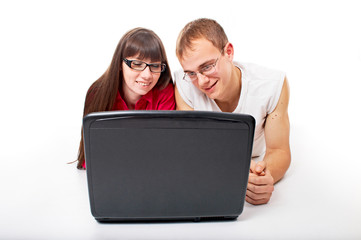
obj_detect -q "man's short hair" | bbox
[176,18,228,60]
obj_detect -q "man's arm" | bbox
[175,85,194,110]
[262,76,291,183]
[246,77,291,205]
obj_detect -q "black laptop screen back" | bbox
[83,111,255,221]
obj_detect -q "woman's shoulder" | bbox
[155,82,174,96]
[152,82,175,110]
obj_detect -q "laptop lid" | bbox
[83,111,255,222]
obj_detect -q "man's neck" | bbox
[215,65,242,112]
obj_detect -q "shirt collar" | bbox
[113,88,154,110]
[141,88,154,103]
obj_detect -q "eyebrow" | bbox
[184,59,217,73]
[130,59,162,65]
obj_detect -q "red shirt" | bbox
[112,83,175,110]
[82,83,175,168]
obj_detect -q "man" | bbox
[174,18,291,205]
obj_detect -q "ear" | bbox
[223,42,234,62]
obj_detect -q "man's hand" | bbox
[246,160,274,205]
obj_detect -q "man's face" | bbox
[179,38,233,101]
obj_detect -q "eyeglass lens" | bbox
[124,59,165,73]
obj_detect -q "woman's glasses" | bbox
[123,58,166,73]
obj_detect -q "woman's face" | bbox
[121,56,162,100]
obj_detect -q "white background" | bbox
[0,0,360,239]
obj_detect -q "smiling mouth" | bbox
[204,81,218,91]
[136,81,151,86]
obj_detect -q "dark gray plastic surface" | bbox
[83,111,255,222]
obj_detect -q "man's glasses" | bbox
[123,58,166,73]
[183,50,223,82]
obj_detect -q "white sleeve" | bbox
[242,62,285,114]
[267,71,286,114]
[173,69,195,108]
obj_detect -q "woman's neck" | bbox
[121,86,141,110]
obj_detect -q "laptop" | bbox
[83,110,255,222]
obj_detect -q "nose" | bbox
[196,72,209,86]
[140,65,153,79]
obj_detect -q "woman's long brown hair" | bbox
[76,28,172,169]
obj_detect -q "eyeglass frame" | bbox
[182,49,224,82]
[123,58,166,73]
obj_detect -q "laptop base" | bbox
[96,216,238,223]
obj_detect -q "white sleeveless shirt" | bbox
[174,62,285,157]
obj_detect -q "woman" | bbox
[76,28,175,169]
